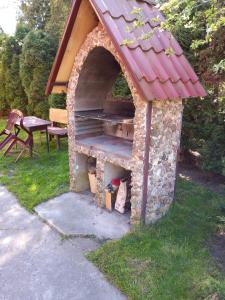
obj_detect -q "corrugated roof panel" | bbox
[160,80,183,99]
[46,0,207,99]
[138,79,159,99]
[193,81,207,97]
[99,0,159,23]
[184,80,200,96]
[178,55,199,82]
[143,50,173,82]
[175,80,193,98]
[102,14,162,53]
[153,51,182,83]
[157,31,183,56]
[92,0,207,100]
[147,80,170,99]
[169,55,191,83]
[128,48,151,80]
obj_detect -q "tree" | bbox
[0,26,4,35]
[20,30,57,118]
[161,0,225,83]
[45,0,72,109]
[17,0,71,112]
[161,0,225,175]
[0,28,7,112]
[45,0,72,41]
[19,0,50,30]
[1,24,29,112]
[120,0,225,175]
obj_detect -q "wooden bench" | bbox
[47,108,68,150]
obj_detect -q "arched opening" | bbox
[75,47,121,111]
[74,47,135,153]
[74,47,135,214]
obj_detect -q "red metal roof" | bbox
[46,0,207,100]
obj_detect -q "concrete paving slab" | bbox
[0,185,127,300]
[35,192,130,240]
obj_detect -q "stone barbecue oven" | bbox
[46,0,206,224]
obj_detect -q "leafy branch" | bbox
[121,5,175,57]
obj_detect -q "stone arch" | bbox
[67,25,141,113]
[67,25,149,222]
[74,46,121,112]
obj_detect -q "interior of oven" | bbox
[73,46,135,214]
[74,46,135,160]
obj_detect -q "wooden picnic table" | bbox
[16,116,52,157]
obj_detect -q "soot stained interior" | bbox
[75,47,121,112]
[74,46,135,160]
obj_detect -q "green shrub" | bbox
[162,0,225,175]
[182,89,225,174]
[112,72,131,98]
[48,93,66,109]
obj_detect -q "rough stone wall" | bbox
[95,154,105,207]
[145,100,183,224]
[67,24,146,218]
[130,98,149,223]
[67,24,137,187]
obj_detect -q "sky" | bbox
[0,0,19,35]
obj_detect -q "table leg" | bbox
[29,134,34,157]
[39,132,42,145]
[46,128,50,152]
[56,136,61,151]
[14,125,21,149]
[14,127,18,149]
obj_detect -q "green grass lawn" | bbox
[0,118,69,211]
[88,180,225,299]
[1,118,225,299]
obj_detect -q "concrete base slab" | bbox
[35,192,130,240]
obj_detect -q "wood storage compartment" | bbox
[74,47,135,161]
[74,153,97,193]
[104,162,131,213]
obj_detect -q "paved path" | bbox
[0,186,126,300]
